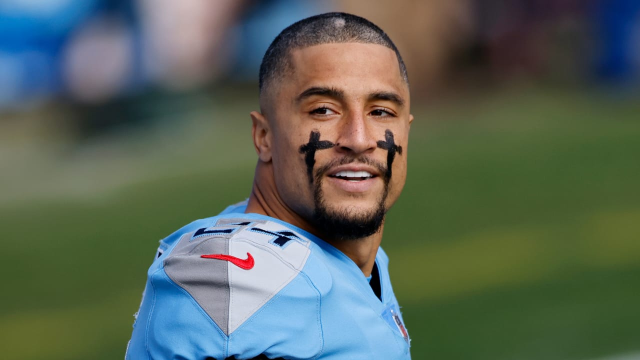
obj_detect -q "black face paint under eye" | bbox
[299,130,335,183]
[376,129,403,181]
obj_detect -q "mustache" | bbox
[313,156,388,183]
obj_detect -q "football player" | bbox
[127,12,413,359]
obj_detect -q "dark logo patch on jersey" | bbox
[249,227,303,248]
[193,227,235,238]
[191,221,255,240]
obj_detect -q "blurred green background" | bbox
[1,1,640,359]
[3,86,639,360]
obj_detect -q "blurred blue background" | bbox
[1,1,639,359]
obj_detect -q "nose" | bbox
[334,111,377,155]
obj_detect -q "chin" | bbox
[312,196,387,241]
[323,202,381,217]
[313,204,386,241]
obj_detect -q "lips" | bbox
[324,163,382,193]
[331,170,375,182]
[327,164,381,181]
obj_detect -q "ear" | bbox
[409,114,414,125]
[250,111,272,162]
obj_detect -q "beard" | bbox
[311,156,389,241]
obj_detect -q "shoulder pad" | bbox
[163,218,312,335]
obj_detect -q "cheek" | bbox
[271,131,301,162]
[272,154,311,211]
[272,148,303,179]
[271,135,311,187]
[393,157,408,182]
[270,137,318,218]
[386,157,408,206]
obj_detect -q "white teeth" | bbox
[334,171,373,178]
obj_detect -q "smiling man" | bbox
[127,12,413,360]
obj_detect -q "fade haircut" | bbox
[259,12,409,93]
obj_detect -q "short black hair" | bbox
[259,12,409,93]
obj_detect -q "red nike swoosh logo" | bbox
[200,252,254,270]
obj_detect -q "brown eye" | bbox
[310,107,337,116]
[370,108,394,117]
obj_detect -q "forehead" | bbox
[286,42,407,98]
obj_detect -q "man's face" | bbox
[265,42,412,239]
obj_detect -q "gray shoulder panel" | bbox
[163,217,312,336]
[164,232,230,334]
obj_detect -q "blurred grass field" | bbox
[1,86,639,360]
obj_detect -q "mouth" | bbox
[328,170,378,182]
[323,164,383,193]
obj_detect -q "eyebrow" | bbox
[295,87,405,107]
[296,87,345,104]
[367,91,405,107]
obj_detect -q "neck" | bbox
[245,164,383,276]
[329,230,383,277]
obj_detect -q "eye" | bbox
[310,107,337,116]
[370,108,396,117]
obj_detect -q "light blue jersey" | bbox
[126,202,410,359]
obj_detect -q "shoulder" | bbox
[163,216,314,276]
[144,215,327,358]
[160,216,319,334]
[129,213,332,358]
